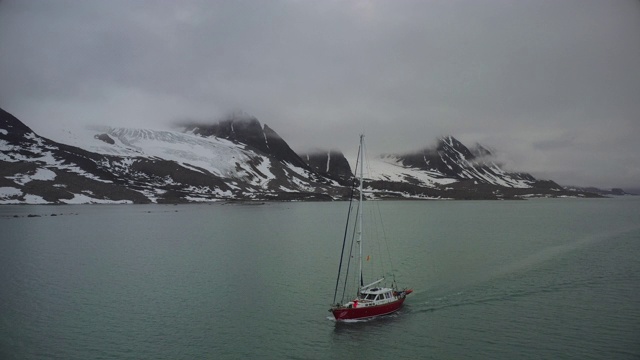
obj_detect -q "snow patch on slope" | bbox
[0,187,23,204]
[366,156,457,186]
[24,194,49,204]
[8,168,56,185]
[52,126,281,181]
[60,193,133,204]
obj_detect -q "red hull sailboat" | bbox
[331,286,413,320]
[330,135,412,321]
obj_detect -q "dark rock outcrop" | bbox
[94,133,115,144]
[299,150,353,185]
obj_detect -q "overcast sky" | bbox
[1,0,639,189]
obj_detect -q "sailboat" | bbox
[330,135,412,321]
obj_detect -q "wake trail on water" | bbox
[327,312,402,323]
[407,225,640,315]
[410,280,595,315]
[490,224,640,280]
[441,223,640,294]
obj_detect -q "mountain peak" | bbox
[225,110,258,122]
[182,115,310,170]
[437,135,475,160]
[219,111,262,133]
[182,114,263,146]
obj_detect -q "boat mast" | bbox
[358,134,364,290]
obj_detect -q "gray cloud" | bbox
[1,0,639,189]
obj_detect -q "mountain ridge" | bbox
[1,107,604,204]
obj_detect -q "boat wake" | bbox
[490,224,640,280]
[409,270,628,316]
[327,311,401,323]
[327,316,370,323]
[407,225,640,316]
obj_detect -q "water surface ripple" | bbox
[1,198,639,359]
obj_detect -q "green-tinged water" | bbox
[1,198,639,359]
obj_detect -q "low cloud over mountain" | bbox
[1,108,605,204]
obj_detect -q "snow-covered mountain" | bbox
[0,107,600,204]
[300,136,571,199]
[0,108,148,204]
[386,136,536,188]
[0,108,344,204]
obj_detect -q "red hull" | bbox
[332,297,406,321]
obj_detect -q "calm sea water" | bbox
[1,198,639,359]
